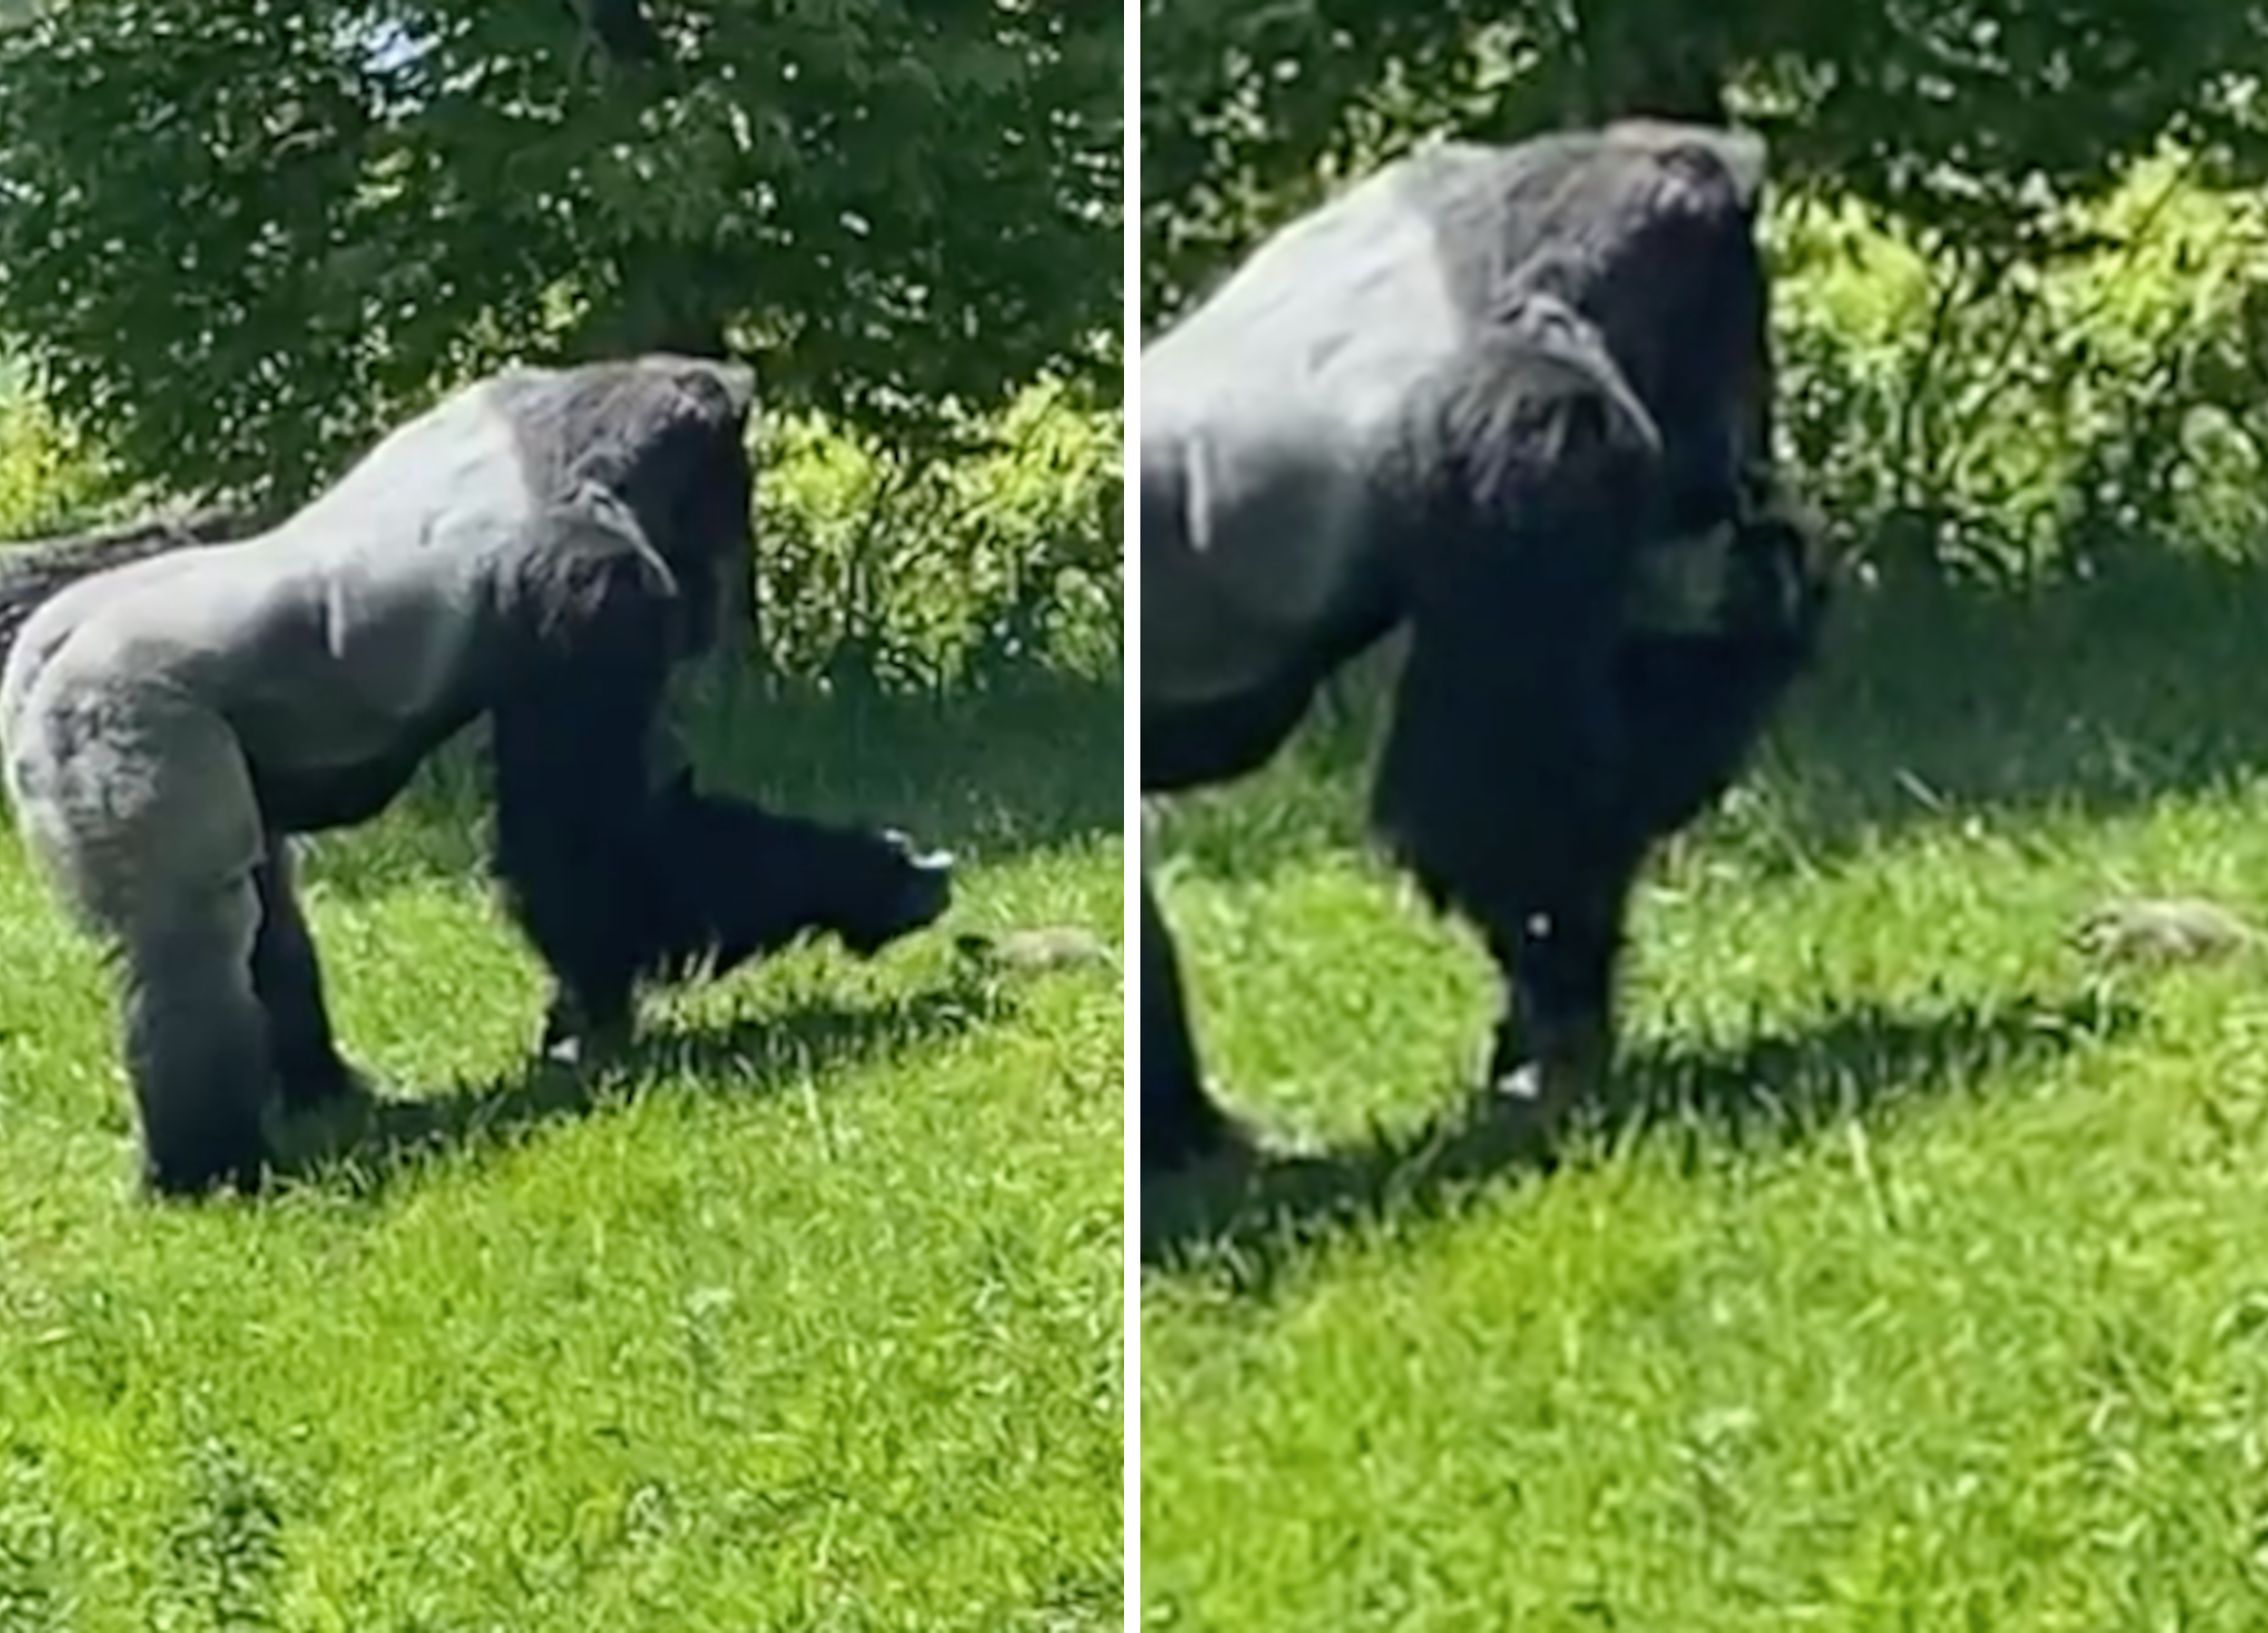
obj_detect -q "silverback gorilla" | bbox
[1140,121,1832,1174]
[0,356,954,1198]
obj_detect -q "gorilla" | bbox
[0,510,251,671]
[1139,121,1832,1175]
[0,355,955,1198]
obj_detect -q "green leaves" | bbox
[1141,0,2268,329]
[0,0,1121,506]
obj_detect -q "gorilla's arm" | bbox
[606,773,954,984]
[1369,307,1670,916]
[489,527,688,1047]
[489,504,953,1054]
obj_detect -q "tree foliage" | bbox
[0,0,1122,505]
[1141,0,2268,325]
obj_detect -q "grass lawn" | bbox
[0,675,1124,1631]
[1141,550,2268,1629]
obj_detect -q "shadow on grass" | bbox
[306,668,1126,903]
[1140,984,2140,1292]
[1752,548,2268,859]
[274,973,1017,1200]
[1150,546,2268,886]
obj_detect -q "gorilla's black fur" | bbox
[513,765,956,1057]
[0,356,953,1199]
[1139,876,1223,1172]
[1140,122,1831,1174]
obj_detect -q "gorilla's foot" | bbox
[275,1048,372,1115]
[141,1101,269,1201]
[535,989,635,1068]
[130,1032,276,1200]
[1481,1012,1610,1146]
[1142,1111,1236,1178]
[1141,1058,1248,1178]
[1143,1105,1269,1191]
[261,1070,381,1173]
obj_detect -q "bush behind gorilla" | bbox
[0,356,954,1199]
[1139,121,1833,1175]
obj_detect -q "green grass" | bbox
[0,674,1124,1631]
[1141,549,2268,1629]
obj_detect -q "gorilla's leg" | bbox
[5,681,280,1198]
[1139,670,1342,1161]
[249,837,358,1110]
[489,580,679,1063]
[1482,855,1640,1132]
[119,900,277,1198]
[1140,878,1230,1173]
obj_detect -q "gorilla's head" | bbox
[650,772,955,975]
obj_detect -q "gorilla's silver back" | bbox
[3,383,531,777]
[1140,150,1471,705]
